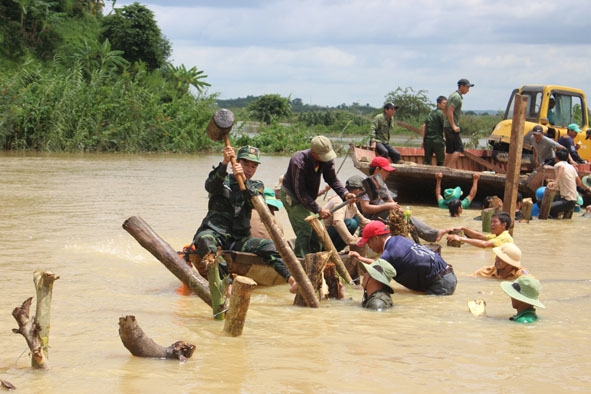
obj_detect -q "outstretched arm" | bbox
[435,172,443,202]
[466,173,481,203]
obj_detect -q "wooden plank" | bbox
[462,150,506,174]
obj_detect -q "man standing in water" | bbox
[281,136,355,257]
[444,79,474,168]
[191,145,297,293]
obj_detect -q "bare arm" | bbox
[447,105,458,132]
[447,234,495,249]
[359,199,399,215]
[466,173,480,203]
[435,172,443,201]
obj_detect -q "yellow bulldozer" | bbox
[488,85,590,166]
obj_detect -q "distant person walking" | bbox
[444,79,474,168]
[422,95,447,166]
[369,103,402,164]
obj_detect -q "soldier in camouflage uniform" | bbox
[358,259,396,311]
[369,102,402,163]
[192,145,297,292]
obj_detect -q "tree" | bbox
[384,87,433,120]
[101,2,171,71]
[246,94,291,124]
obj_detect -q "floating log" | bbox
[304,215,354,284]
[12,297,48,369]
[222,276,257,337]
[118,315,195,361]
[122,216,212,307]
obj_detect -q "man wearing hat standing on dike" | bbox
[523,125,567,167]
[435,171,480,216]
[558,123,587,164]
[349,221,457,295]
[281,136,356,258]
[191,145,297,293]
[358,259,396,311]
[369,102,402,164]
[475,243,529,280]
[501,276,545,323]
[444,79,474,168]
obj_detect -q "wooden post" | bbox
[538,187,557,219]
[251,195,319,308]
[122,216,212,307]
[503,94,528,236]
[481,207,496,233]
[33,270,59,361]
[207,252,228,321]
[294,252,329,307]
[223,276,257,337]
[304,215,354,284]
[323,263,341,299]
[12,297,49,369]
[521,198,533,222]
[119,315,196,361]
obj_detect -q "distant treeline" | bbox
[0,1,500,153]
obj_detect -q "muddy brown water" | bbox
[1,152,590,393]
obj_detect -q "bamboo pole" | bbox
[223,276,257,337]
[502,94,528,235]
[122,216,212,307]
[304,215,354,284]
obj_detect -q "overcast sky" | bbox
[107,0,591,111]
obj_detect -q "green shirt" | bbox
[509,308,539,323]
[362,289,393,311]
[443,90,463,128]
[423,108,445,142]
[370,113,393,144]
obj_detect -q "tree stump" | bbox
[223,276,257,337]
[538,187,557,220]
[294,252,329,307]
[305,215,354,284]
[119,315,196,361]
[521,198,533,222]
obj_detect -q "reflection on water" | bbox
[1,152,590,393]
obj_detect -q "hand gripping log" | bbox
[206,109,319,307]
[305,175,382,285]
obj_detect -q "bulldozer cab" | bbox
[490,85,590,162]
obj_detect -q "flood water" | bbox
[1,151,590,394]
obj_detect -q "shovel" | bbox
[205,109,319,307]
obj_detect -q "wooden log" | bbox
[118,315,196,361]
[122,216,212,307]
[323,263,341,299]
[538,187,557,220]
[304,215,354,284]
[481,207,496,233]
[447,230,463,248]
[521,198,533,222]
[205,109,234,142]
[33,270,59,360]
[223,276,257,337]
[251,195,319,308]
[503,94,528,235]
[294,252,329,307]
[12,297,48,369]
[463,150,507,174]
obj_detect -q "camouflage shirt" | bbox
[196,162,264,239]
[362,289,393,311]
[370,113,393,144]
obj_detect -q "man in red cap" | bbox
[359,156,398,220]
[349,221,457,295]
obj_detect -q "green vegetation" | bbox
[0,0,500,153]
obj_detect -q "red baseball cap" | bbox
[370,157,395,172]
[356,221,391,246]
